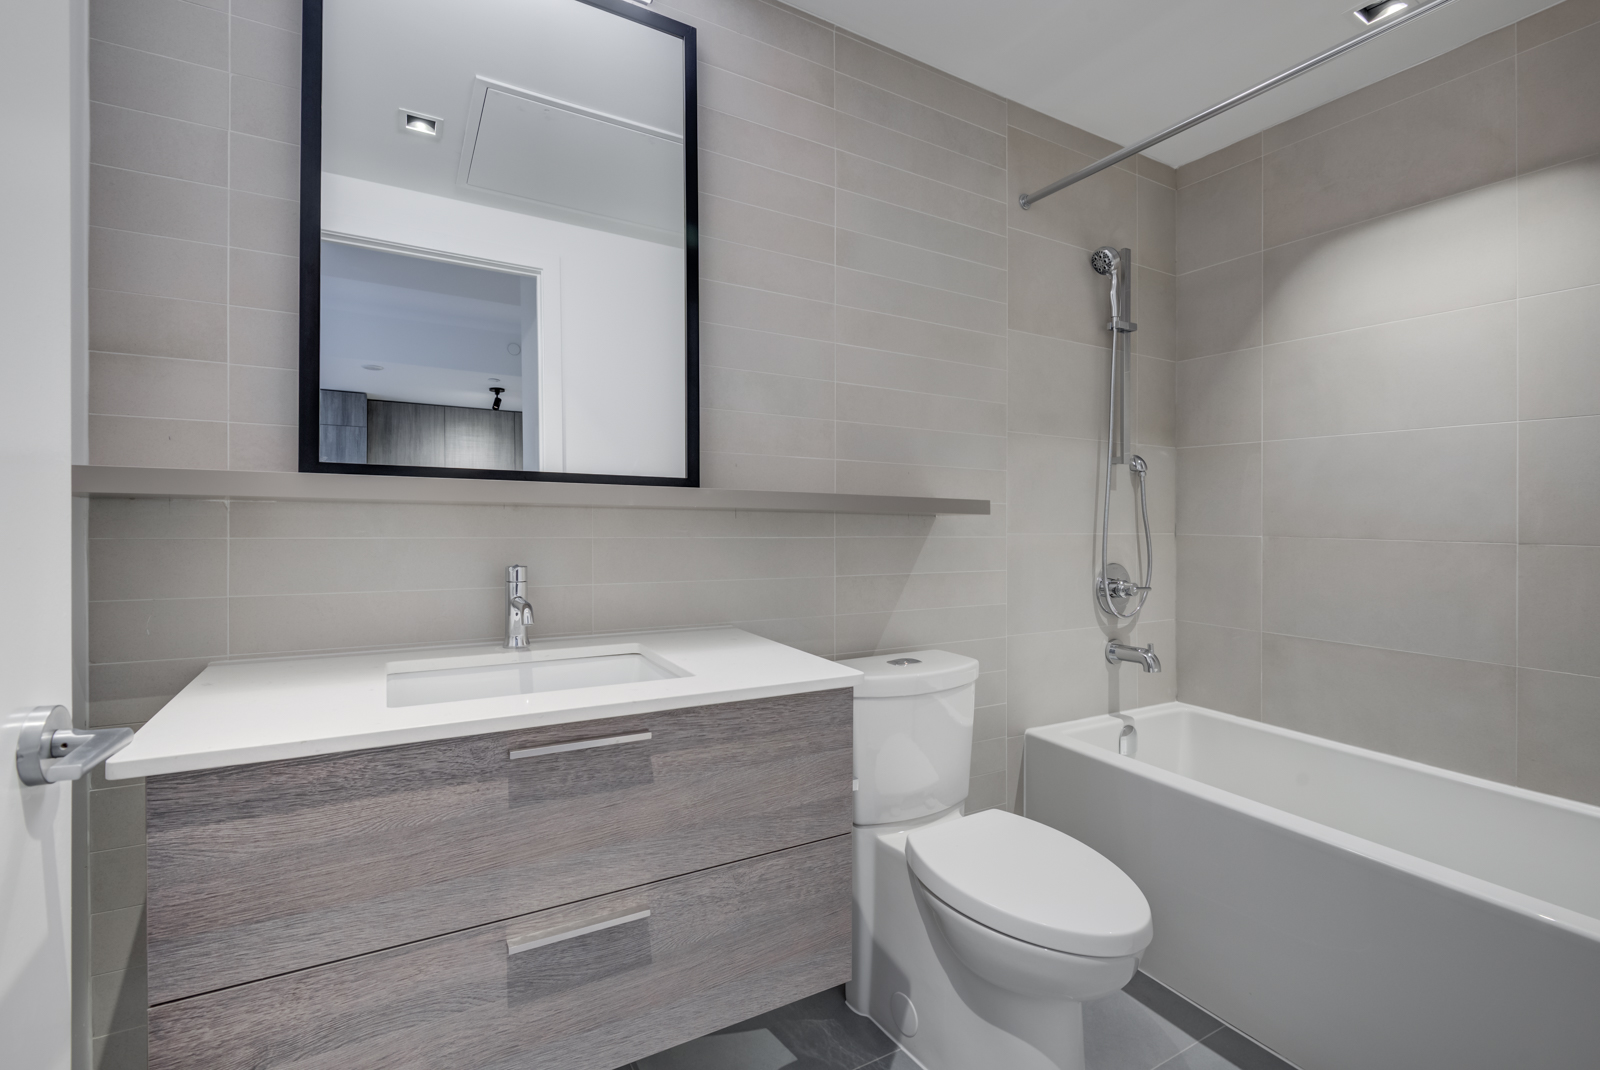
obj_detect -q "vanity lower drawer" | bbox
[148,834,852,1070]
[144,687,852,1004]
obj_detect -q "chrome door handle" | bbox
[15,705,134,786]
[508,731,651,761]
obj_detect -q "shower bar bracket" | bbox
[1018,0,1459,208]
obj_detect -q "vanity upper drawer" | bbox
[149,834,852,1070]
[145,687,852,1004]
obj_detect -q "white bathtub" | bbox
[1023,702,1600,1070]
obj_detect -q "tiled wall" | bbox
[82,0,1176,1064]
[1173,0,1600,804]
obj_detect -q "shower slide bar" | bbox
[1018,0,1458,209]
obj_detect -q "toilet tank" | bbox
[839,650,980,826]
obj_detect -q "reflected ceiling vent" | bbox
[399,110,440,136]
[1353,0,1409,24]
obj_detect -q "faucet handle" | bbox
[507,564,528,584]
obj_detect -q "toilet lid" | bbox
[905,810,1153,958]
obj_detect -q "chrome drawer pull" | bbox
[508,731,651,761]
[506,908,651,956]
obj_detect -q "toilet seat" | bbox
[905,809,1152,958]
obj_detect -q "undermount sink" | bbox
[387,651,681,708]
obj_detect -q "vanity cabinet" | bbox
[143,687,854,1070]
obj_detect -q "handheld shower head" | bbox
[1090,247,1118,276]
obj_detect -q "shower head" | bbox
[1090,247,1118,276]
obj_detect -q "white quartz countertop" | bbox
[106,628,862,779]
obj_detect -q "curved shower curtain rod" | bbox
[1018,0,1459,209]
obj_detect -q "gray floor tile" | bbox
[622,986,896,1070]
[1084,985,1206,1070]
[1123,972,1226,1042]
[1180,1027,1298,1070]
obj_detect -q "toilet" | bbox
[842,650,1153,1070]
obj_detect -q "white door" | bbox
[1,0,81,1066]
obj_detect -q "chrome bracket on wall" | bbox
[14,705,133,786]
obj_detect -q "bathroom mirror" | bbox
[299,0,698,485]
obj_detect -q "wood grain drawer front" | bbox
[144,687,853,1004]
[148,834,852,1070]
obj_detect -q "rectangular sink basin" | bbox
[388,652,679,708]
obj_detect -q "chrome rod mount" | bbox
[15,705,134,786]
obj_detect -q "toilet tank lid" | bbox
[837,650,979,698]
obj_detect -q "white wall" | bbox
[322,174,687,478]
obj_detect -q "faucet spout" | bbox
[1106,640,1161,673]
[506,565,534,648]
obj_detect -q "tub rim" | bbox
[1024,701,1600,944]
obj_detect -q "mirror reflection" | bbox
[307,0,696,483]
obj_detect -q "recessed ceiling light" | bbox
[363,364,384,371]
[1354,0,1409,24]
[401,111,439,136]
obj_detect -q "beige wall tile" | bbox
[229,73,299,143]
[1176,253,1262,360]
[1008,626,1141,732]
[89,414,227,469]
[701,193,834,263]
[1264,424,1515,542]
[1177,534,1260,631]
[1137,177,1176,275]
[90,846,147,913]
[88,352,226,421]
[1517,667,1600,805]
[1262,180,1517,344]
[837,422,1005,471]
[1516,0,1600,51]
[703,366,834,419]
[226,500,591,539]
[228,131,298,199]
[836,229,1005,302]
[1263,60,1516,248]
[1260,633,1516,782]
[837,383,1003,436]
[700,107,834,184]
[700,278,834,340]
[1133,266,1175,360]
[697,65,835,146]
[90,0,228,68]
[92,1027,147,1070]
[594,536,830,584]
[91,967,147,1038]
[91,103,228,186]
[90,906,146,977]
[227,364,296,426]
[227,421,296,472]
[89,596,226,664]
[228,306,298,369]
[1006,128,1136,253]
[90,227,226,304]
[228,190,298,256]
[89,536,226,601]
[703,323,832,379]
[702,237,833,303]
[89,497,226,539]
[837,151,1004,234]
[837,190,1005,268]
[838,570,1006,617]
[1176,158,1261,274]
[90,289,226,362]
[1008,230,1109,345]
[229,248,297,313]
[90,40,229,128]
[91,165,227,245]
[1516,20,1600,173]
[835,34,1005,135]
[89,786,146,852]
[1263,537,1516,665]
[1136,355,1176,448]
[835,74,1004,167]
[836,112,1006,200]
[697,19,832,106]
[836,305,1007,367]
[228,536,589,597]
[1176,443,1261,537]
[662,0,833,64]
[1007,433,1102,534]
[1007,533,1100,634]
[701,148,834,223]
[697,451,837,492]
[1521,415,1600,545]
[1175,348,1260,447]
[836,458,1005,501]
[1262,302,1517,438]
[1518,154,1600,297]
[1006,101,1120,164]
[1519,545,1600,676]
[701,410,834,460]
[1176,135,1262,189]
[837,267,1006,335]
[1261,28,1513,155]
[1520,285,1600,419]
[230,14,299,87]
[1008,333,1107,440]
[596,577,830,634]
[234,0,300,32]
[836,603,1005,661]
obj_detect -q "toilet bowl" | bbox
[842,650,1153,1070]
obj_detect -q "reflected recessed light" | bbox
[488,377,502,383]
[363,364,384,371]
[507,342,521,356]
[1354,0,1408,24]
[400,111,439,136]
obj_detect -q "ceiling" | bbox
[783,0,1561,167]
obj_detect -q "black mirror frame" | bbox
[297,0,699,487]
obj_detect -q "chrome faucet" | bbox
[1106,640,1161,673]
[506,565,534,648]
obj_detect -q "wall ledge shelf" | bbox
[71,466,990,516]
